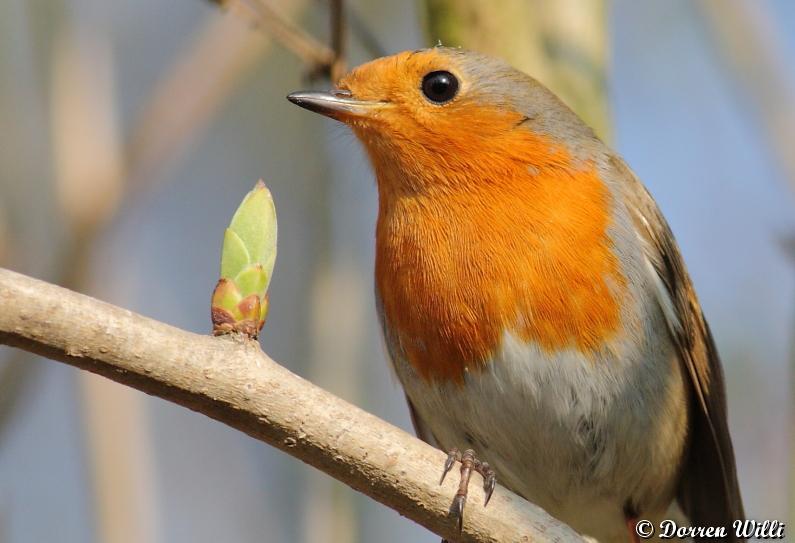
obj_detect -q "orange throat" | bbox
[373,140,627,384]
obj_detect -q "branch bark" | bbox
[0,266,585,542]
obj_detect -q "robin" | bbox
[288,47,744,542]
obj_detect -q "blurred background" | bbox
[0,0,793,541]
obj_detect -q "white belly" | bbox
[391,330,689,542]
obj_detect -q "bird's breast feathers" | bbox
[375,154,631,383]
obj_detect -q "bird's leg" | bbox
[439,447,497,536]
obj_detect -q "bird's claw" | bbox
[481,462,496,506]
[439,447,497,535]
[451,494,466,532]
[440,448,459,485]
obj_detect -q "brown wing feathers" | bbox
[614,155,745,540]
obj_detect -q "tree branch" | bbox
[0,267,584,542]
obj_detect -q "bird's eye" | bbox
[421,71,459,104]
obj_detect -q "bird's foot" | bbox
[439,447,496,538]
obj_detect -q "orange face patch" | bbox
[371,110,626,383]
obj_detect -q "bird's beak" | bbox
[287,91,385,121]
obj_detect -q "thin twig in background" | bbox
[211,0,386,81]
[0,267,586,543]
[216,0,335,69]
[130,0,364,193]
[329,0,346,83]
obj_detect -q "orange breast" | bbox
[373,123,626,384]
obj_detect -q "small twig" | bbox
[210,0,388,81]
[213,0,334,70]
[329,0,346,83]
[0,266,586,543]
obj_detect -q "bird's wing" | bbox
[611,156,745,537]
